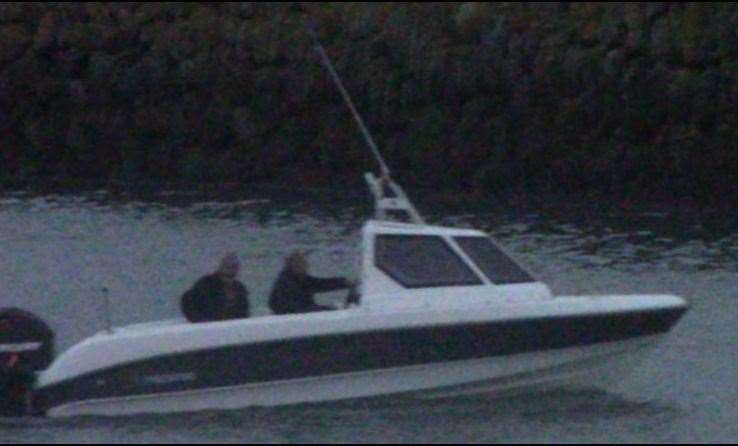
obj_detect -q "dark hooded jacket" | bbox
[269,269,350,315]
[181,274,250,323]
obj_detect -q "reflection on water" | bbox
[3,188,736,278]
[439,206,738,276]
[0,389,683,443]
[0,187,736,443]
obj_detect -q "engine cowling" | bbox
[0,308,54,416]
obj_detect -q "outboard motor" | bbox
[0,308,54,416]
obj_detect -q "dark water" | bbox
[0,188,736,443]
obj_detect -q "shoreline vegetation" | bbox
[0,3,736,203]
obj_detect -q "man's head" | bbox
[218,252,241,282]
[285,251,309,275]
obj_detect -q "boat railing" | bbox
[364,172,425,225]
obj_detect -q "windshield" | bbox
[454,236,535,284]
[375,235,483,288]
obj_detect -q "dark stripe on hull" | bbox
[36,307,686,412]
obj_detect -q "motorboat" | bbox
[0,26,688,418]
[0,172,688,417]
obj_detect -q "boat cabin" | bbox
[356,173,552,311]
[356,220,552,311]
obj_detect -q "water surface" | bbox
[0,188,735,443]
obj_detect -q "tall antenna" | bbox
[305,25,391,179]
[306,23,426,225]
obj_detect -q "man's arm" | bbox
[303,275,351,294]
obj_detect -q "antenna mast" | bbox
[306,26,391,179]
[306,24,425,225]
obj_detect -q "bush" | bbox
[0,2,735,202]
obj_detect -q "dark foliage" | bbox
[0,3,736,201]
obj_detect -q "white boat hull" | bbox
[47,335,661,418]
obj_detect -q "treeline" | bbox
[0,3,736,199]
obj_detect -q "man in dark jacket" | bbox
[181,253,250,323]
[269,251,352,315]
